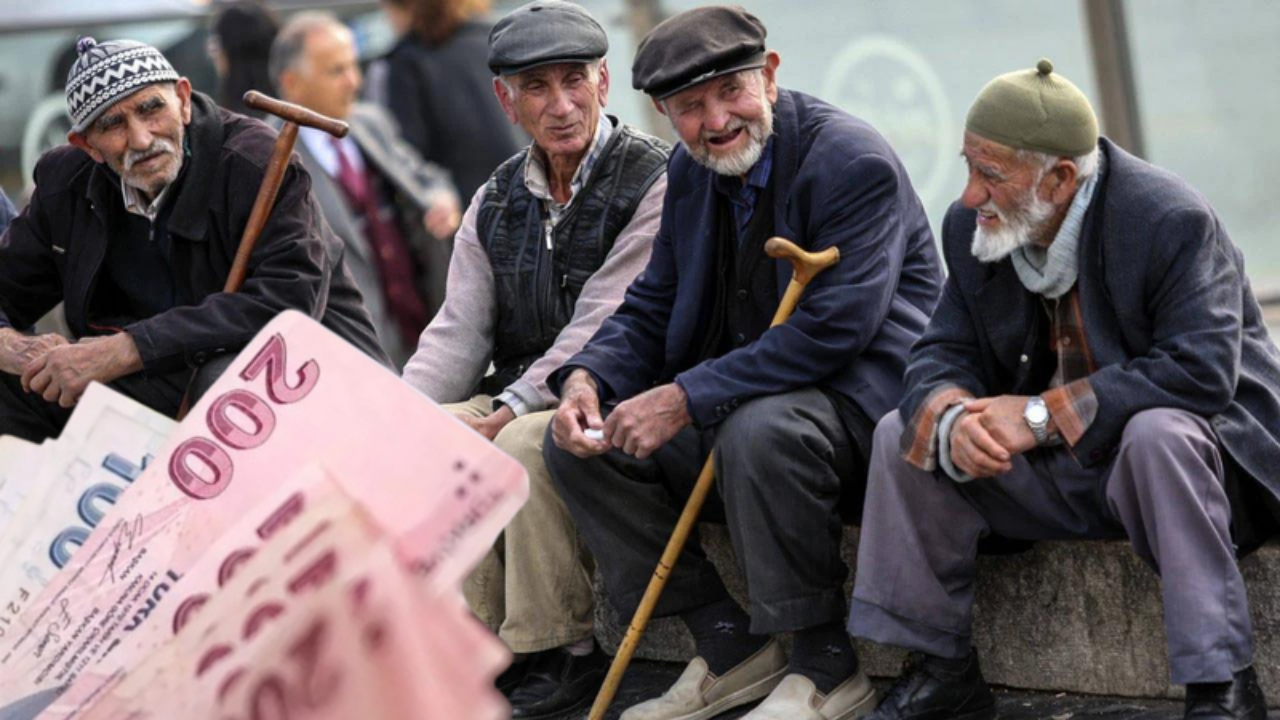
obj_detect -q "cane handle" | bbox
[764,237,840,285]
[243,91,349,138]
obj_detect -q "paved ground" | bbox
[565,660,1280,719]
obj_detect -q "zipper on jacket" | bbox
[539,212,560,346]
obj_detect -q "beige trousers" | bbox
[447,395,596,653]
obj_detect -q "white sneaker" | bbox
[620,640,788,720]
[742,672,876,720]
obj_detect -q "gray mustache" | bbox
[123,140,176,171]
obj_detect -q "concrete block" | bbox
[595,525,1280,703]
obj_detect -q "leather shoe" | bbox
[496,656,531,696]
[508,645,609,719]
[1185,666,1267,719]
[621,639,788,720]
[868,651,996,720]
[743,672,877,719]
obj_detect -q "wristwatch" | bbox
[1018,394,1049,445]
[1024,396,1050,446]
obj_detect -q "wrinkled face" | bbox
[495,61,609,164]
[960,132,1058,263]
[659,53,779,177]
[70,80,193,199]
[284,25,362,121]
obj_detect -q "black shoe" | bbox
[868,651,997,720]
[509,645,609,719]
[496,656,531,696]
[1185,666,1267,719]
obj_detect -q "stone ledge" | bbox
[594,526,1280,703]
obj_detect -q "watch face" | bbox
[1026,402,1049,425]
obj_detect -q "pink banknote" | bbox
[0,311,529,718]
[40,464,354,718]
[212,548,508,720]
[77,494,507,720]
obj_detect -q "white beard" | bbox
[971,190,1056,263]
[691,110,774,177]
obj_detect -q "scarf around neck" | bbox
[1009,152,1104,299]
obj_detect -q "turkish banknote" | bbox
[0,311,528,718]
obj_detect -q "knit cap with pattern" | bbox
[65,37,179,134]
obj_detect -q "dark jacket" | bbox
[553,89,943,428]
[0,92,388,375]
[903,138,1280,531]
[382,22,522,202]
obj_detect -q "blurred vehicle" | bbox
[0,0,381,192]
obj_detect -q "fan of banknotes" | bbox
[0,311,530,720]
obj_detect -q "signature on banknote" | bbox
[33,599,71,661]
[100,516,144,586]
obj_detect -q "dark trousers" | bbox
[0,355,236,442]
[544,387,866,636]
[850,408,1253,685]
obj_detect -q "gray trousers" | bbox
[849,408,1253,685]
[545,388,862,635]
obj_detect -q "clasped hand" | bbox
[0,330,142,408]
[949,395,1041,478]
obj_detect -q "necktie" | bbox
[329,137,430,349]
[331,137,370,207]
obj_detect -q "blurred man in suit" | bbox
[272,12,461,367]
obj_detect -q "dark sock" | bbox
[789,621,859,694]
[680,598,767,675]
[920,650,974,672]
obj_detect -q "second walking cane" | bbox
[589,236,841,720]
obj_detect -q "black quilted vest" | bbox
[477,119,669,394]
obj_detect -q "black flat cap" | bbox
[632,6,767,99]
[488,0,608,76]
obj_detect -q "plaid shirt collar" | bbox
[524,115,613,222]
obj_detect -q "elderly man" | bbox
[400,2,669,717]
[850,60,1277,720]
[272,12,462,368]
[0,38,386,442]
[544,7,942,719]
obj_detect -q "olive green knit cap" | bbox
[965,58,1098,157]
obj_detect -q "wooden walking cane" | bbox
[175,91,349,420]
[589,237,841,720]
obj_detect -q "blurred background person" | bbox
[374,0,521,203]
[272,12,462,368]
[0,188,14,234]
[207,1,280,119]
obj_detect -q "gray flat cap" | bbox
[632,6,766,99]
[488,0,608,76]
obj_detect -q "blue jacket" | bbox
[903,139,1280,533]
[552,89,942,428]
